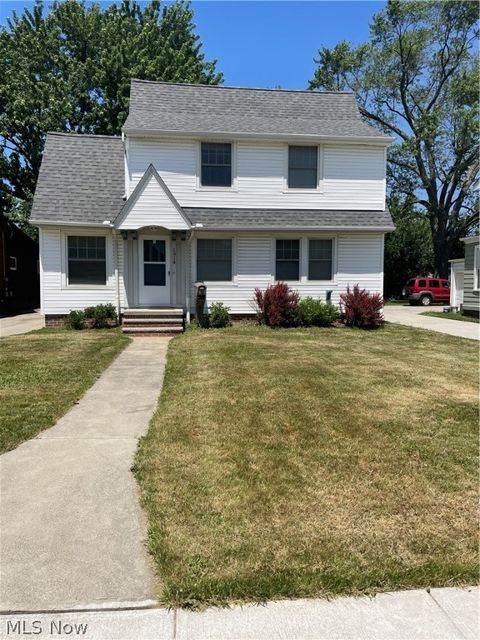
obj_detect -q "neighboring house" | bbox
[0,214,39,315]
[30,80,394,333]
[450,236,480,317]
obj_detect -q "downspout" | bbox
[185,228,195,323]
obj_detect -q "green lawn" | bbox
[0,329,130,453]
[135,324,479,608]
[421,311,479,323]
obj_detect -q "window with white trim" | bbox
[288,146,318,189]
[197,239,232,281]
[67,236,106,285]
[201,143,232,187]
[474,244,480,291]
[308,239,333,280]
[9,256,17,271]
[276,239,300,280]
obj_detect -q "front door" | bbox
[138,236,170,306]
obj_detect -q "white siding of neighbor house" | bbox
[188,231,385,315]
[117,173,189,230]
[127,138,386,210]
[39,226,124,315]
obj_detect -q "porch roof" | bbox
[184,207,395,231]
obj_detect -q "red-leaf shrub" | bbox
[340,285,384,329]
[254,283,299,327]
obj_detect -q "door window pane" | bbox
[144,263,166,286]
[144,240,165,262]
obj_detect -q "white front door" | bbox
[454,271,464,306]
[138,235,170,306]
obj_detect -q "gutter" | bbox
[30,220,114,228]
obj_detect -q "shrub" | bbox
[208,302,232,328]
[296,297,339,327]
[84,303,117,328]
[340,285,384,329]
[64,310,86,330]
[254,283,299,327]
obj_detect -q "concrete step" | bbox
[123,308,184,317]
[122,325,184,335]
[123,317,182,325]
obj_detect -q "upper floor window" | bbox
[197,238,232,281]
[201,143,232,187]
[288,146,318,189]
[67,235,106,285]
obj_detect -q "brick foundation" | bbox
[45,314,66,328]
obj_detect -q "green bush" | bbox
[64,310,86,330]
[84,303,117,328]
[296,297,339,327]
[208,302,232,328]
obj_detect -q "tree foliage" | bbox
[310,0,479,277]
[0,0,222,233]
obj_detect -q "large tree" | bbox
[0,0,222,235]
[310,0,479,277]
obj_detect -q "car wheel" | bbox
[420,295,431,306]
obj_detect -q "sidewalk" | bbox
[0,310,44,336]
[0,339,170,612]
[0,587,477,639]
[384,305,479,340]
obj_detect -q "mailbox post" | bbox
[194,282,207,327]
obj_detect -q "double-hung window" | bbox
[67,236,106,285]
[288,146,318,189]
[197,239,232,281]
[474,244,480,291]
[276,239,300,281]
[201,143,232,187]
[309,239,333,280]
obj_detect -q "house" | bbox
[0,213,39,315]
[449,236,480,317]
[30,80,394,334]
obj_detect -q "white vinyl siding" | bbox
[189,231,384,314]
[117,173,189,230]
[127,138,386,210]
[39,226,119,314]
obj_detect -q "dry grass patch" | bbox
[0,328,130,452]
[135,324,479,608]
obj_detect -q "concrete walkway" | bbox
[384,305,479,340]
[0,587,477,639]
[0,310,44,337]
[0,338,170,612]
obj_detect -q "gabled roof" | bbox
[123,80,392,141]
[114,164,191,230]
[31,133,124,226]
[184,208,394,231]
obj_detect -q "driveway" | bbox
[0,338,169,612]
[0,310,44,336]
[384,305,479,340]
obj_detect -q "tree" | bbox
[0,0,222,234]
[384,197,434,298]
[310,0,479,277]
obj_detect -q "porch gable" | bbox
[115,164,190,231]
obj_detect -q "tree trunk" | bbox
[431,227,451,279]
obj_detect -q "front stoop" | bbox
[122,308,185,336]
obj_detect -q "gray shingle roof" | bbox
[123,80,391,140]
[184,208,394,231]
[31,133,125,225]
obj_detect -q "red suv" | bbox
[404,277,450,306]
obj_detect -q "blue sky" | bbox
[0,1,385,88]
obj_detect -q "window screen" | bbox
[197,239,232,281]
[201,143,232,187]
[309,239,333,280]
[276,239,300,280]
[288,146,318,189]
[67,236,106,285]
